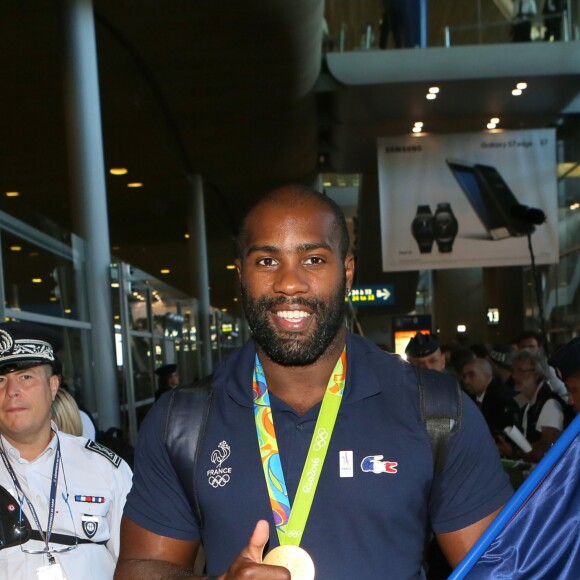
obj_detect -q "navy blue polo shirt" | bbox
[125,333,512,579]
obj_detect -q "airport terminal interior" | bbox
[2,0,580,441]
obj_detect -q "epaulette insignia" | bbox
[85,440,122,468]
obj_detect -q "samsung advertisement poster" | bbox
[377,129,559,272]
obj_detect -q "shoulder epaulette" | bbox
[85,440,122,468]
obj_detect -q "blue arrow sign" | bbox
[347,284,394,306]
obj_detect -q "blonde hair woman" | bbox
[51,388,83,436]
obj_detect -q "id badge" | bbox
[36,562,67,580]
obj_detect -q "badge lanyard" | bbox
[0,438,62,564]
[253,347,347,547]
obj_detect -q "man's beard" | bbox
[240,282,347,366]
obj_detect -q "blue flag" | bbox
[450,413,580,579]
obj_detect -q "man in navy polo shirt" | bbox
[116,185,512,579]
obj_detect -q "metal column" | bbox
[63,0,120,429]
[187,174,213,376]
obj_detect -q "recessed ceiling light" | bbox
[184,233,190,239]
[414,122,423,128]
[512,89,522,96]
[323,181,332,187]
[226,264,236,270]
[426,93,436,100]
[10,246,22,252]
[221,308,228,312]
[570,202,580,210]
[5,191,19,198]
[50,297,57,302]
[490,117,500,124]
[160,269,170,274]
[516,82,527,90]
[412,126,422,133]
[31,278,42,284]
[110,168,128,175]
[64,309,72,314]
[487,123,496,130]
[111,282,120,288]
[127,182,143,188]
[233,297,238,302]
[428,87,440,94]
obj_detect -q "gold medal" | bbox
[263,545,315,580]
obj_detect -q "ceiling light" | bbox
[487,123,496,130]
[233,297,238,302]
[412,126,422,133]
[32,278,42,284]
[490,117,500,124]
[426,94,436,100]
[5,191,19,198]
[64,309,72,314]
[110,168,128,175]
[50,297,57,302]
[160,269,170,274]
[226,264,236,270]
[184,233,190,239]
[516,82,527,90]
[428,87,440,94]
[111,282,120,288]
[10,246,22,252]
[127,182,143,188]
[512,89,522,96]
[323,181,332,187]
[457,324,467,333]
[414,122,423,128]
[221,308,227,312]
[570,202,580,210]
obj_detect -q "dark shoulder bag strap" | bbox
[414,367,462,476]
[163,375,213,527]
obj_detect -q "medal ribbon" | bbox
[253,347,347,546]
[0,436,61,557]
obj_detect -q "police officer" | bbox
[0,322,132,579]
[405,331,446,371]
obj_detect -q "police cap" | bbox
[405,332,439,358]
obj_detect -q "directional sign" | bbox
[347,284,394,307]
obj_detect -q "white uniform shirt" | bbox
[0,424,132,579]
[523,391,564,436]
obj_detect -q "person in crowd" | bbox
[0,322,133,579]
[511,0,537,42]
[154,363,180,401]
[405,331,446,370]
[489,344,517,387]
[549,337,580,414]
[469,343,490,360]
[116,185,511,579]
[517,330,568,402]
[508,349,569,462]
[461,358,521,436]
[51,388,83,436]
[53,357,97,439]
[543,0,564,41]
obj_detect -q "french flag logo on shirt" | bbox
[360,455,398,474]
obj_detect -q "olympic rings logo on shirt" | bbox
[312,428,329,451]
[208,474,230,488]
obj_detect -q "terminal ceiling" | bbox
[2,1,580,314]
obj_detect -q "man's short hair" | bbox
[236,184,351,260]
[517,330,543,348]
[512,348,549,380]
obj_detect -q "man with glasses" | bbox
[0,322,132,579]
[510,349,567,462]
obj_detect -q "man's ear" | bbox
[49,374,60,400]
[344,254,355,289]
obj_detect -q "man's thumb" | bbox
[245,520,271,563]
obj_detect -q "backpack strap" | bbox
[163,375,213,528]
[414,366,462,476]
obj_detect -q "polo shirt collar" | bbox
[217,332,382,408]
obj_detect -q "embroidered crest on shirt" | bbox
[207,440,231,488]
[81,515,99,538]
[360,454,398,474]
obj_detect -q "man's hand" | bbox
[220,520,290,579]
